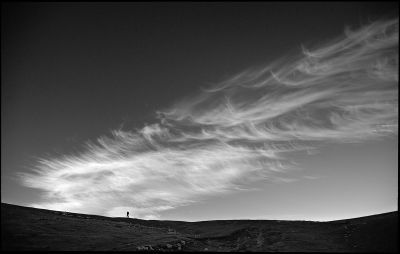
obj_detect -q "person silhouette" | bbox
[127,211,129,218]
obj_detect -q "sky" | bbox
[1,2,398,221]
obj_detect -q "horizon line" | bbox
[1,202,397,223]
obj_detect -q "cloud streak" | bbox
[19,19,398,219]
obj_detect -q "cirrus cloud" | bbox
[19,19,398,219]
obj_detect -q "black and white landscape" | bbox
[1,203,398,251]
[2,2,398,252]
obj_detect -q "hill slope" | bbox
[1,203,397,252]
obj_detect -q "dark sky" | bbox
[1,2,398,220]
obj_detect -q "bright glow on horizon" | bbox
[19,19,398,219]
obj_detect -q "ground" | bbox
[1,203,397,252]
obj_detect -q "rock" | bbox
[181,240,186,245]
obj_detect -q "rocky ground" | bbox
[1,203,397,252]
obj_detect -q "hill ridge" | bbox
[2,202,396,222]
[1,202,397,251]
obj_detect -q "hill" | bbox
[1,203,397,251]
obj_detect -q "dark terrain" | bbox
[1,203,397,252]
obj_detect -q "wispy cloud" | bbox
[19,19,398,218]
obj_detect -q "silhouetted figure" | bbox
[127,211,129,218]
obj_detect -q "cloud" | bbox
[19,19,398,219]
